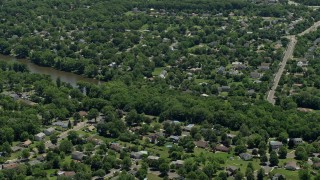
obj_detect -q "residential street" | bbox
[267,21,320,104]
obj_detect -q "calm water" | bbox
[0,55,101,87]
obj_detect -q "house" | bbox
[215,144,230,152]
[194,140,209,149]
[297,59,308,67]
[21,140,32,147]
[58,171,76,177]
[147,155,160,161]
[87,125,96,132]
[11,146,22,152]
[169,135,180,143]
[247,89,255,96]
[110,143,122,152]
[272,174,286,180]
[148,134,159,144]
[35,132,46,141]
[285,161,299,170]
[234,64,247,70]
[71,151,86,161]
[217,66,226,75]
[258,63,270,71]
[183,124,194,132]
[130,151,148,159]
[227,134,236,139]
[170,160,184,168]
[239,153,253,161]
[226,166,239,176]
[7,93,20,101]
[270,141,283,150]
[292,138,303,145]
[159,70,167,79]
[87,137,103,145]
[2,163,18,170]
[29,160,41,166]
[250,72,261,79]
[43,127,55,136]
[313,162,320,169]
[79,111,88,117]
[219,86,231,92]
[52,121,68,128]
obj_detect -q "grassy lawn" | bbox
[147,173,162,180]
[271,168,299,180]
[152,67,164,76]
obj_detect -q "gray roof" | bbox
[270,141,283,146]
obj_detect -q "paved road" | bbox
[298,21,320,36]
[267,21,320,104]
[58,121,86,141]
[267,36,296,104]
[44,121,87,147]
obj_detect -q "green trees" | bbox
[37,142,46,154]
[178,136,195,153]
[295,146,308,161]
[122,156,132,171]
[278,146,287,159]
[159,162,170,176]
[269,151,279,166]
[21,149,30,159]
[59,140,73,154]
[257,168,264,180]
[50,134,58,144]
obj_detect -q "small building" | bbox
[79,111,88,117]
[194,140,209,149]
[285,161,298,170]
[215,145,230,152]
[148,134,159,144]
[87,125,96,132]
[147,155,160,161]
[217,66,226,75]
[227,134,236,139]
[43,127,55,136]
[270,141,283,150]
[71,151,86,161]
[272,174,286,180]
[297,59,308,67]
[58,171,76,177]
[52,121,68,128]
[11,146,22,152]
[110,143,122,152]
[292,138,303,145]
[258,63,270,71]
[35,132,46,141]
[183,124,194,132]
[169,135,180,143]
[250,72,261,79]
[2,163,18,170]
[313,162,320,170]
[21,140,32,147]
[226,166,239,176]
[239,153,253,161]
[170,160,184,168]
[130,151,148,159]
[219,86,231,92]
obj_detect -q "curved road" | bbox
[267,21,320,104]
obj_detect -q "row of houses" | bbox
[35,127,55,141]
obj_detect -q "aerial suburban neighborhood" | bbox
[1,0,320,179]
